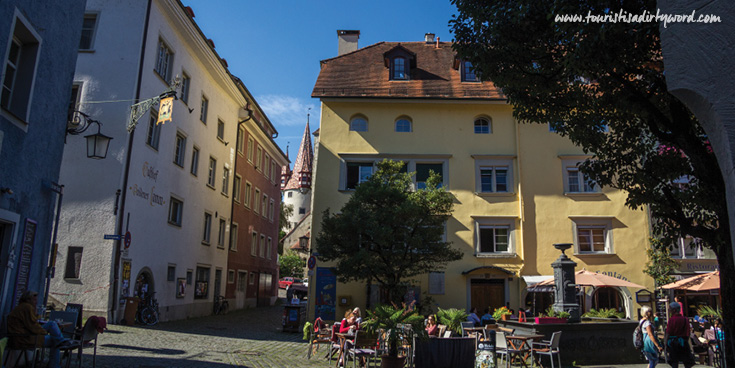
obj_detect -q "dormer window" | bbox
[393,57,408,80]
[462,61,479,82]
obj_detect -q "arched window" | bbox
[474,117,491,134]
[392,57,407,80]
[350,116,368,132]
[395,118,412,132]
[592,287,624,311]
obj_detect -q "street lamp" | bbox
[67,111,112,159]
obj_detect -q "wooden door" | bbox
[471,279,505,311]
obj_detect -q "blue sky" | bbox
[183,0,459,161]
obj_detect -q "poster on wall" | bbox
[12,219,37,307]
[315,267,336,321]
[121,260,132,302]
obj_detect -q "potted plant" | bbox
[535,306,571,324]
[493,306,512,321]
[582,308,625,319]
[362,304,428,368]
[436,307,468,336]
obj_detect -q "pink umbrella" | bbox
[660,271,720,291]
[533,269,645,288]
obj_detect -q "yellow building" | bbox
[307,31,654,321]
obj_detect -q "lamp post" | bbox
[67,111,112,159]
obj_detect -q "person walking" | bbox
[665,302,695,368]
[641,305,663,368]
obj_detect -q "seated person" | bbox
[339,311,359,334]
[7,290,70,368]
[467,307,481,326]
[425,315,439,336]
[480,307,496,326]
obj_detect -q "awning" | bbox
[461,266,516,276]
[523,275,554,293]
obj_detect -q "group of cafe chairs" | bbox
[2,303,100,368]
[461,322,562,368]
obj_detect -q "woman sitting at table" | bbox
[467,307,481,326]
[425,315,439,336]
[339,311,359,334]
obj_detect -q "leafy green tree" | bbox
[279,250,305,279]
[279,203,294,242]
[450,1,732,363]
[316,160,463,305]
[643,238,680,291]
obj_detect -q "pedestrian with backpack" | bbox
[666,302,695,368]
[640,305,663,367]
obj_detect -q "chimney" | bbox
[337,30,360,56]
[425,33,435,43]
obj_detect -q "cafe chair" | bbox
[59,318,100,368]
[532,331,562,368]
[460,321,475,337]
[327,322,342,364]
[3,315,44,368]
[306,318,331,359]
[346,331,377,368]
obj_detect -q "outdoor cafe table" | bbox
[506,333,545,368]
[414,336,475,368]
[334,332,355,367]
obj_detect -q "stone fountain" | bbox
[551,243,580,322]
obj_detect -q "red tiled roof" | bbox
[312,42,504,100]
[283,122,313,190]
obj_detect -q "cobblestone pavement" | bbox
[75,295,327,368]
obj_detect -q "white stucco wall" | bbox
[283,188,310,229]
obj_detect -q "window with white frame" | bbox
[256,147,263,170]
[350,116,368,132]
[251,232,257,256]
[228,270,235,284]
[462,60,479,82]
[416,163,443,189]
[264,154,270,178]
[229,223,238,251]
[254,188,260,212]
[180,72,190,104]
[2,13,41,121]
[474,218,516,256]
[572,218,613,254]
[222,166,230,195]
[146,111,161,150]
[562,159,599,193]
[190,146,199,176]
[237,126,244,154]
[79,13,98,50]
[670,236,710,259]
[173,132,186,167]
[168,197,183,226]
[392,57,408,80]
[259,234,266,258]
[267,237,272,259]
[202,212,212,244]
[341,157,449,191]
[155,38,173,83]
[269,199,275,222]
[474,157,513,194]
[217,119,225,141]
[271,161,277,182]
[218,218,226,248]
[244,182,252,208]
[207,156,216,188]
[237,271,247,292]
[474,117,491,134]
[247,137,254,163]
[233,175,242,203]
[261,194,268,217]
[200,95,208,123]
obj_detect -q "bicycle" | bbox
[213,295,229,315]
[135,292,160,326]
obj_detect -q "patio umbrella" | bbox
[532,269,646,288]
[660,271,720,291]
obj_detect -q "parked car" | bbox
[303,278,308,287]
[278,277,304,289]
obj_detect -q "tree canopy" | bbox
[279,250,305,279]
[316,160,463,304]
[450,1,732,363]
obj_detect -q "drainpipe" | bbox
[111,0,152,323]
[43,183,64,308]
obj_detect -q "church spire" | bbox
[283,117,313,191]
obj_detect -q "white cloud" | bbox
[258,94,318,127]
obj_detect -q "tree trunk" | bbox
[717,243,735,367]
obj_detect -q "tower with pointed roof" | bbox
[281,120,314,229]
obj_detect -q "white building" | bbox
[51,0,265,322]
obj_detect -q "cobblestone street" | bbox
[78,295,323,368]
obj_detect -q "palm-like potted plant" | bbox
[436,307,468,336]
[362,304,428,368]
[493,306,513,321]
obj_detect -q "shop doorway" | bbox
[471,279,505,311]
[135,268,155,299]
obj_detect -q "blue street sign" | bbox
[104,234,122,240]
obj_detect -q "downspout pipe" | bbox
[111,0,152,323]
